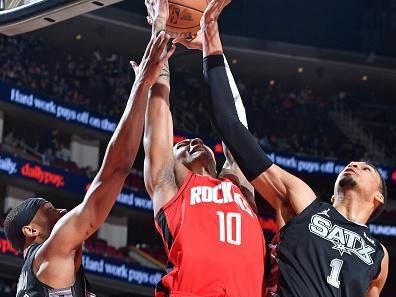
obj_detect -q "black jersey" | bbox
[266,199,384,297]
[16,244,95,297]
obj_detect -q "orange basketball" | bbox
[167,0,208,38]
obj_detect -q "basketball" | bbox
[167,0,208,38]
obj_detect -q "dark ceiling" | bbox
[30,7,396,96]
[114,0,396,59]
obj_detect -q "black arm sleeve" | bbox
[203,54,273,181]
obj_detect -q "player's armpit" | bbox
[366,244,389,297]
[251,164,316,215]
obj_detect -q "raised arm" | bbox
[143,0,179,215]
[201,0,316,214]
[218,56,255,206]
[42,33,174,258]
[173,26,254,202]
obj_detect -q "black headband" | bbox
[4,198,49,251]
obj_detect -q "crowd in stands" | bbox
[0,34,393,168]
[1,115,87,174]
[84,237,167,267]
[1,118,145,192]
[171,68,367,161]
[0,34,130,118]
[337,90,396,160]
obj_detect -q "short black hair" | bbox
[4,198,48,251]
[365,162,388,222]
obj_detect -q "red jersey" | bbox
[155,172,265,297]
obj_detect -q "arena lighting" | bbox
[269,80,276,86]
[362,75,368,81]
[0,0,124,36]
[297,67,304,73]
[76,33,82,40]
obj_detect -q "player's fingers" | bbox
[129,61,139,74]
[154,33,171,58]
[220,0,231,12]
[143,34,158,59]
[145,32,163,60]
[149,31,166,57]
[161,44,176,63]
[146,16,153,25]
[172,38,188,47]
[204,0,220,20]
[221,0,231,7]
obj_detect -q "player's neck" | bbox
[23,237,46,256]
[333,191,371,226]
[192,166,213,177]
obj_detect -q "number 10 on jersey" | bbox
[217,211,242,245]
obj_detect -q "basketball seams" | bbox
[167,24,200,30]
[167,0,208,37]
[168,1,205,13]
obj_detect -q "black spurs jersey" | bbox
[266,199,384,297]
[16,244,95,297]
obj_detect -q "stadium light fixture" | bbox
[0,0,124,36]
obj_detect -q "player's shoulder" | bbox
[298,198,325,215]
[379,243,389,266]
[380,243,388,254]
[218,168,241,187]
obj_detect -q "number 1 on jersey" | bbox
[327,258,344,288]
[216,211,241,245]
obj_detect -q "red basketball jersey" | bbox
[155,171,265,297]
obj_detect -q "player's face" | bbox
[32,202,67,238]
[173,138,216,175]
[334,161,382,201]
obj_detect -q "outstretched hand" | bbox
[173,29,203,51]
[131,31,176,88]
[174,0,231,53]
[199,0,231,57]
[201,0,231,29]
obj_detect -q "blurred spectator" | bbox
[42,148,55,165]
[55,143,71,162]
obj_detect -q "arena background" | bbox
[0,0,395,296]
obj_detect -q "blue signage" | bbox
[0,151,153,211]
[266,151,393,182]
[0,80,395,184]
[0,231,164,287]
[368,224,396,238]
[0,81,118,133]
[82,253,163,287]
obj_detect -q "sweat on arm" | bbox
[203,54,273,181]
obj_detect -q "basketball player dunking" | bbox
[197,1,389,296]
[4,33,174,297]
[143,1,265,296]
